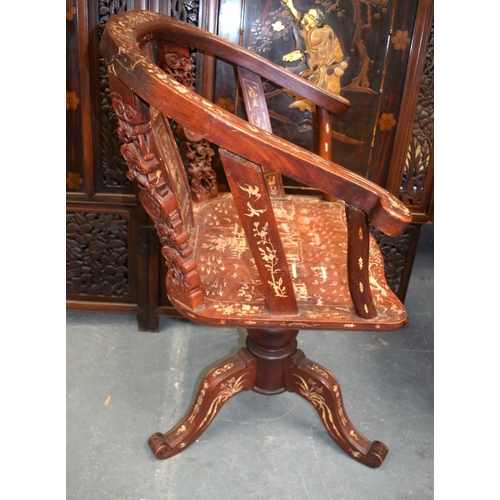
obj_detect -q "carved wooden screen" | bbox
[66,0,208,330]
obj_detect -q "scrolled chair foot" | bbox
[364,440,389,468]
[147,349,257,460]
[286,350,390,468]
[148,432,173,460]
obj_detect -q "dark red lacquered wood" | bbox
[285,349,388,468]
[220,149,298,316]
[149,348,257,459]
[345,203,378,319]
[101,10,413,468]
[237,66,286,199]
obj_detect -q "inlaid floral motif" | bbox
[391,29,411,50]
[217,97,234,112]
[332,384,347,426]
[308,363,328,378]
[399,24,433,208]
[253,222,287,297]
[197,375,248,429]
[213,303,263,316]
[188,380,210,424]
[66,90,80,111]
[244,82,260,109]
[66,172,83,190]
[294,375,341,438]
[66,1,76,21]
[213,363,234,377]
[378,112,396,132]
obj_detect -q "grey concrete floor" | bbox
[66,224,433,499]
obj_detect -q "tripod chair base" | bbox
[148,329,388,468]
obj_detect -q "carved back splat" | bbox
[157,40,218,204]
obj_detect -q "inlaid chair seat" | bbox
[187,192,405,330]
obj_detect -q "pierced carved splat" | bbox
[371,227,412,297]
[174,123,218,203]
[158,41,218,203]
[158,41,194,89]
[96,2,201,189]
[98,0,130,189]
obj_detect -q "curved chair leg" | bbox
[148,348,257,459]
[285,350,388,468]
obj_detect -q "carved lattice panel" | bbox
[370,227,410,296]
[66,211,130,297]
[399,24,433,212]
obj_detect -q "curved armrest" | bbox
[101,10,411,237]
[102,11,350,116]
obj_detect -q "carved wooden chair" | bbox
[101,10,411,468]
